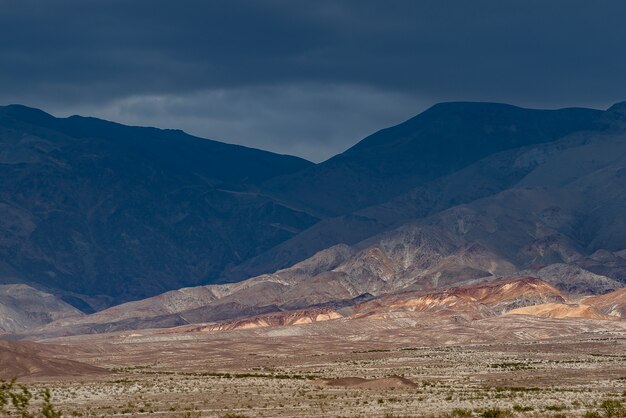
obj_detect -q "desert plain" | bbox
[3,312,625,418]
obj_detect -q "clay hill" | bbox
[504,287,626,321]
[22,274,624,339]
[583,287,626,318]
[128,277,626,337]
[3,276,624,381]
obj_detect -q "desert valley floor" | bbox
[3,313,626,418]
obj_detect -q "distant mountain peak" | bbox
[0,104,318,308]
[426,101,522,112]
[0,104,56,124]
[607,101,626,116]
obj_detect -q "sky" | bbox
[2,1,626,162]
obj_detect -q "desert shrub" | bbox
[584,400,626,418]
[447,409,472,417]
[546,404,567,411]
[600,400,626,418]
[480,408,513,418]
[512,404,533,412]
[0,379,62,418]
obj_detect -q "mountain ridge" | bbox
[0,104,318,309]
[261,102,606,216]
[1,100,625,315]
[16,119,626,337]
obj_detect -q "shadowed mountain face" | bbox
[263,102,604,217]
[0,102,622,313]
[21,116,626,338]
[0,105,316,310]
[226,104,620,280]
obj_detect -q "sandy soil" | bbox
[3,315,624,417]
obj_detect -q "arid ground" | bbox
[6,314,625,418]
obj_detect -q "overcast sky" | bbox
[2,0,626,161]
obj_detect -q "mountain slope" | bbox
[24,119,626,336]
[263,102,604,216]
[0,284,82,333]
[584,287,626,318]
[0,101,621,312]
[0,105,317,309]
[232,128,626,305]
[226,131,601,279]
[531,263,623,295]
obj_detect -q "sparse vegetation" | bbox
[545,403,568,411]
[0,379,62,417]
[512,404,533,412]
[479,408,513,418]
[599,400,626,417]
[2,332,624,417]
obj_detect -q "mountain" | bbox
[530,263,623,295]
[0,101,624,313]
[0,105,316,310]
[340,131,626,288]
[225,103,624,280]
[262,102,604,217]
[13,274,568,338]
[21,110,626,337]
[225,130,605,279]
[0,284,82,333]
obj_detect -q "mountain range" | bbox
[0,105,315,310]
[1,100,625,337]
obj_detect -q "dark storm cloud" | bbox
[1,0,626,161]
